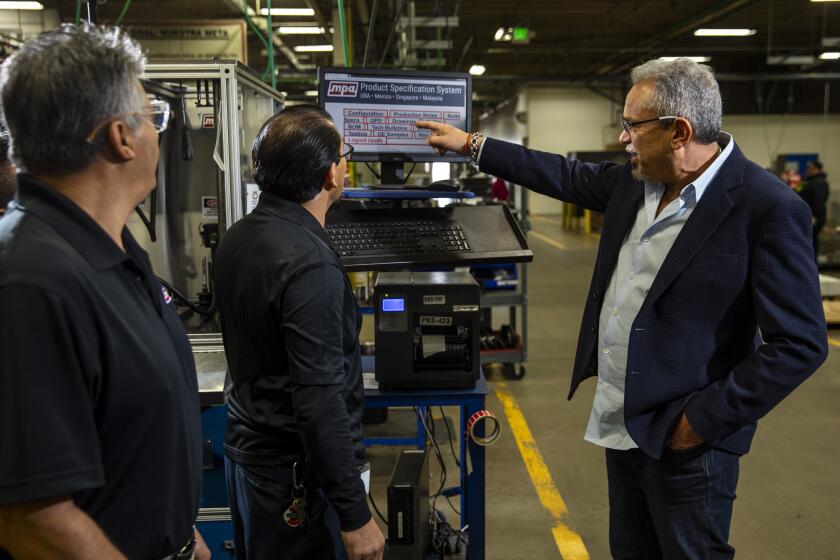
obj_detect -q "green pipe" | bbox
[114,0,132,26]
[337,0,350,67]
[74,0,81,24]
[240,0,275,86]
[242,0,270,55]
[266,0,276,88]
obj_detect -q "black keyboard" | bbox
[325,220,471,257]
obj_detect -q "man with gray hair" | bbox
[417,58,826,558]
[0,25,209,559]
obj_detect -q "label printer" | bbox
[374,271,480,389]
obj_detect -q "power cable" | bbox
[378,0,406,68]
[362,0,380,68]
[413,407,447,500]
[413,406,468,555]
[368,489,388,526]
[439,406,461,467]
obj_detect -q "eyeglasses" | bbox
[620,115,678,134]
[338,143,354,163]
[85,99,172,143]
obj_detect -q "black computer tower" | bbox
[387,449,430,560]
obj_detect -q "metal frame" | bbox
[145,61,284,230]
[478,186,530,376]
[363,378,489,560]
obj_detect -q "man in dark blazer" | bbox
[418,58,827,559]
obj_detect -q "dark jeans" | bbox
[606,445,740,560]
[225,457,347,560]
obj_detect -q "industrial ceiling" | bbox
[30,1,840,114]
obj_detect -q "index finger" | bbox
[415,120,440,131]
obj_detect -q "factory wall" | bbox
[723,114,840,220]
[481,85,620,216]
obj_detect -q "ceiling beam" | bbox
[589,0,759,76]
[473,72,840,84]
[487,45,821,55]
[303,0,330,32]
[355,0,370,26]
[222,0,303,71]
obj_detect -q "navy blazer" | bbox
[480,137,828,459]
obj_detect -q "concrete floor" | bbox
[367,218,840,560]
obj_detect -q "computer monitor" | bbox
[317,67,471,173]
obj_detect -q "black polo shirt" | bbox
[0,175,202,559]
[214,191,371,531]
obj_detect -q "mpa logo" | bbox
[328,81,359,97]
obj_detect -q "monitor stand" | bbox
[380,162,406,186]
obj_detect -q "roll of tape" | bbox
[465,409,501,446]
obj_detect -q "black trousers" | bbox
[606,446,740,560]
[225,457,347,560]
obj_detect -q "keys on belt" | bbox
[162,534,196,560]
[283,461,307,528]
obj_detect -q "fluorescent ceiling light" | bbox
[767,55,816,64]
[469,64,486,76]
[260,8,315,16]
[0,2,44,9]
[659,56,711,63]
[694,28,756,37]
[820,51,840,60]
[304,90,319,96]
[277,26,325,34]
[293,44,334,52]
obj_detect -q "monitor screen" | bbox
[318,67,471,163]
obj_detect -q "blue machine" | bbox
[197,404,236,558]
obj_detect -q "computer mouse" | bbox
[429,179,462,192]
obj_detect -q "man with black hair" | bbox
[801,160,829,259]
[0,129,14,216]
[214,106,384,560]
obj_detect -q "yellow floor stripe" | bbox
[532,215,565,227]
[828,337,840,349]
[552,525,591,560]
[530,230,568,251]
[495,382,590,559]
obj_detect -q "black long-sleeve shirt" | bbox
[214,192,370,531]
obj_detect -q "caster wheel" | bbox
[503,364,526,379]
